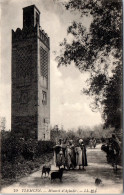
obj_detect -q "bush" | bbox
[1,131,55,182]
[1,131,55,162]
[37,141,55,156]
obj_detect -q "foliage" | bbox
[50,128,67,142]
[102,65,122,129]
[50,124,111,145]
[1,130,54,183]
[37,140,55,156]
[1,153,53,182]
[56,0,122,130]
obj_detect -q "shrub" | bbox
[37,140,55,156]
[1,131,55,181]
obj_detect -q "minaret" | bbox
[11,5,50,140]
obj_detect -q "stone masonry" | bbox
[11,5,50,140]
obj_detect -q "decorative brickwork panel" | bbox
[40,47,48,81]
[16,45,32,86]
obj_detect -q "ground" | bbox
[1,144,123,194]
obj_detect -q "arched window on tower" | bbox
[42,91,47,105]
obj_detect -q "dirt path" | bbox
[1,144,123,194]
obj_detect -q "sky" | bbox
[0,0,102,130]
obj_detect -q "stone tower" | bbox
[11,5,50,140]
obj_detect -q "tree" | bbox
[56,0,122,131]
[102,65,122,129]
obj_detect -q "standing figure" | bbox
[65,145,72,170]
[56,148,65,169]
[93,138,97,148]
[75,145,82,169]
[80,140,88,170]
[111,134,121,170]
[65,140,76,170]
[70,143,76,169]
[75,139,87,170]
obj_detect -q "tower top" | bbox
[23,5,40,29]
[23,5,40,14]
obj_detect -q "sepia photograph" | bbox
[0,0,123,194]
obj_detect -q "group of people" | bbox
[53,138,87,170]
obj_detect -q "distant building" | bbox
[11,5,50,140]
